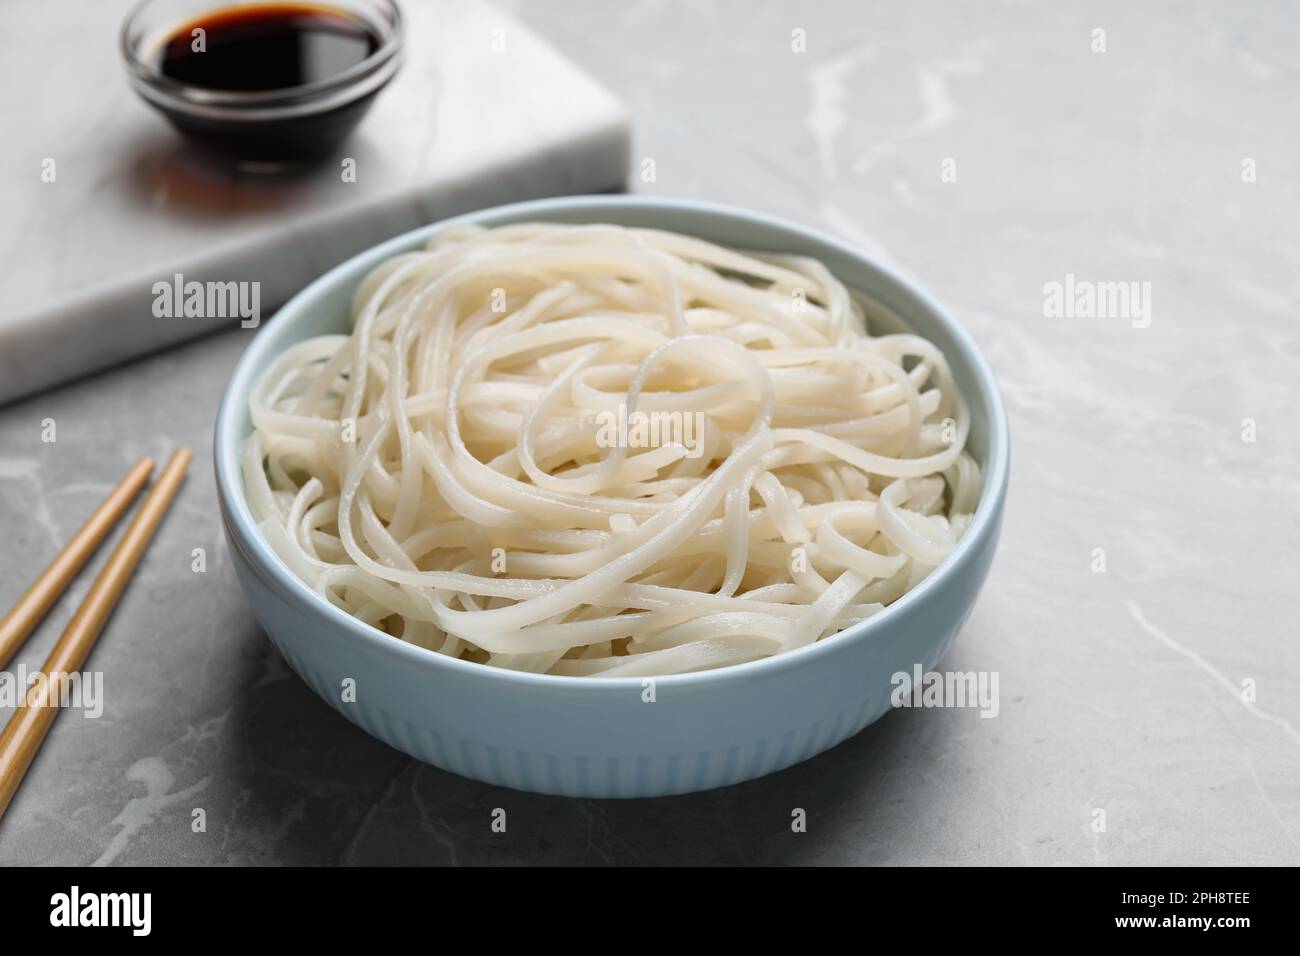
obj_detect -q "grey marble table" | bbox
[1,0,1298,865]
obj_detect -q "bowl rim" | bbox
[214,194,1010,690]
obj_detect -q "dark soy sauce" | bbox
[149,3,389,164]
[159,3,380,92]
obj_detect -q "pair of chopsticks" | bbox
[0,450,190,821]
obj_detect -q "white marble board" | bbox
[0,0,630,403]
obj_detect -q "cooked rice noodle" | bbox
[244,222,981,676]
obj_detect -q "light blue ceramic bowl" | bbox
[214,195,1009,798]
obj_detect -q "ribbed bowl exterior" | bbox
[214,196,1010,798]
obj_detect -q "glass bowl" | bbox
[120,0,403,166]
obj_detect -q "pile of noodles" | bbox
[243,222,981,677]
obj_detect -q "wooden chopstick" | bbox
[0,457,155,672]
[0,449,191,822]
